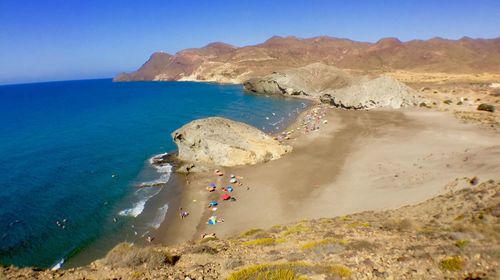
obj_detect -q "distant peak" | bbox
[264,35,300,44]
[203,42,236,49]
[150,52,173,59]
[376,37,402,45]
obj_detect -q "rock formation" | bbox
[244,63,424,109]
[171,117,291,169]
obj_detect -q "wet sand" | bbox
[159,106,500,243]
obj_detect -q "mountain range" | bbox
[114,36,500,83]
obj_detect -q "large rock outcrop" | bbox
[244,63,425,109]
[171,117,291,168]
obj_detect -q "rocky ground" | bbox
[385,71,500,128]
[2,179,498,279]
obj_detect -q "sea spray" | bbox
[148,204,169,229]
[118,154,172,218]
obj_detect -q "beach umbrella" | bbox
[230,178,237,183]
[209,183,216,187]
[209,201,218,207]
[208,216,217,225]
[230,174,235,178]
[221,194,231,200]
[227,186,233,192]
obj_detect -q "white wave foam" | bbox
[51,258,64,271]
[118,199,147,217]
[119,153,172,218]
[148,204,169,229]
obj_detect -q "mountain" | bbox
[114,36,500,83]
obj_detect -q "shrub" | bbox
[347,221,370,228]
[383,218,414,231]
[226,262,351,280]
[240,228,263,237]
[242,237,285,247]
[454,239,468,249]
[103,242,179,268]
[477,103,495,112]
[282,224,310,236]
[300,238,348,251]
[439,256,463,271]
[346,239,378,251]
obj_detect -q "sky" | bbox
[0,0,499,85]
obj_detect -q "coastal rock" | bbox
[244,63,425,109]
[327,75,422,109]
[171,117,291,168]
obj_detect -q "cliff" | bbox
[114,36,500,83]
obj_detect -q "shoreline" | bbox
[153,100,318,246]
[160,104,499,245]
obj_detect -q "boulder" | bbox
[319,93,334,105]
[477,103,495,113]
[171,117,291,168]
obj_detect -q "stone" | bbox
[172,117,291,168]
[477,103,495,112]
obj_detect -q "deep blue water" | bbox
[0,79,306,268]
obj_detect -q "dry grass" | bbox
[347,221,370,228]
[226,261,351,280]
[383,218,414,232]
[240,228,263,238]
[242,237,286,247]
[439,256,463,271]
[454,239,469,249]
[103,242,179,269]
[300,238,348,251]
[281,224,311,236]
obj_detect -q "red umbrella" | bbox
[221,194,231,200]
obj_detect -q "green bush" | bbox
[439,256,463,271]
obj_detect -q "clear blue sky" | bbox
[1,0,499,84]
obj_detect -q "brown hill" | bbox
[114,36,500,83]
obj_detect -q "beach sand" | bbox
[159,105,500,243]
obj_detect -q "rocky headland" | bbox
[114,35,499,123]
[243,63,425,109]
[171,117,292,172]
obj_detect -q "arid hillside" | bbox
[1,179,498,279]
[114,36,500,83]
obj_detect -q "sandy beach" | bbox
[156,105,499,244]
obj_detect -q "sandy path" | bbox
[192,108,500,239]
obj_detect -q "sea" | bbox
[0,79,306,268]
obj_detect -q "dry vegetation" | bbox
[1,179,498,279]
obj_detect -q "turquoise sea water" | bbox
[0,79,306,268]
